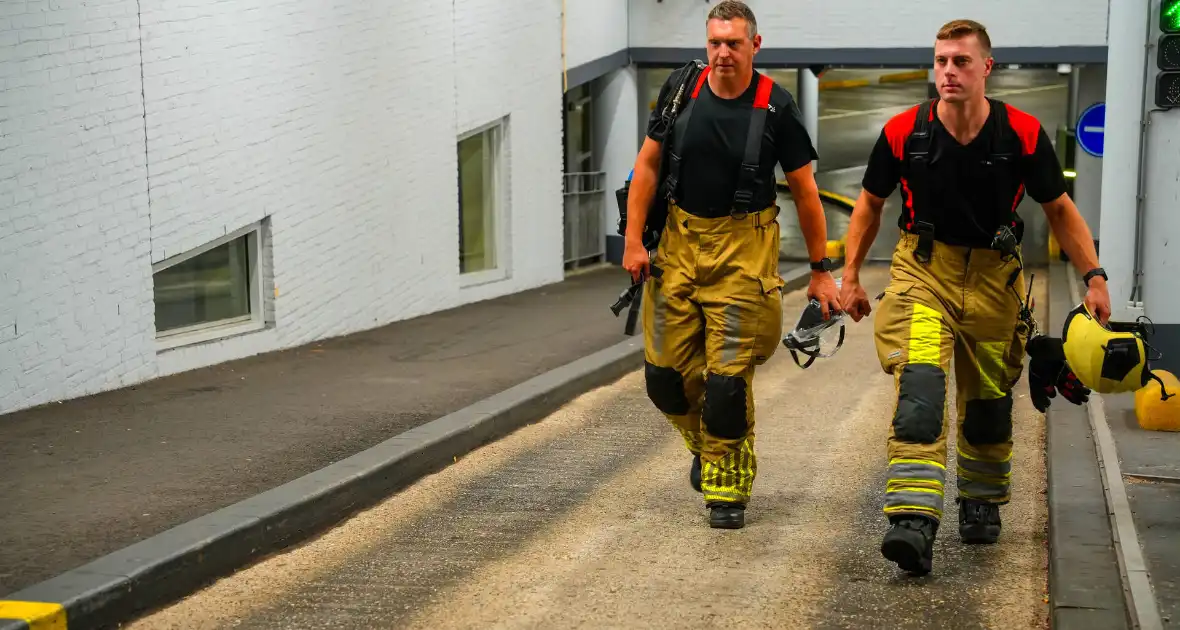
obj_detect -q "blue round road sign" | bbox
[1076,102,1105,158]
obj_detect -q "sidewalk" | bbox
[0,265,642,596]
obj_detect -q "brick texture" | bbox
[565,0,628,70]
[2,0,566,414]
[0,0,157,414]
[628,0,1110,49]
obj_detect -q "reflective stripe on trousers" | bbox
[873,231,1030,523]
[641,202,784,506]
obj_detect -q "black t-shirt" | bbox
[646,69,818,218]
[861,100,1067,247]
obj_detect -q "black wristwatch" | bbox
[1083,267,1107,286]
[810,257,835,272]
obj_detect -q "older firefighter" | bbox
[838,19,1111,574]
[622,0,839,529]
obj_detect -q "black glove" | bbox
[1026,335,1090,412]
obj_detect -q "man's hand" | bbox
[622,239,650,283]
[1084,277,1112,326]
[808,271,842,320]
[838,273,871,322]
[1026,335,1091,412]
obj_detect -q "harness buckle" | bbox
[914,221,935,264]
[731,187,754,220]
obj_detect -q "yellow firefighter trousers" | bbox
[873,232,1030,524]
[641,202,785,507]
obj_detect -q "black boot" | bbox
[690,454,702,492]
[958,498,1002,544]
[708,502,745,529]
[880,515,938,575]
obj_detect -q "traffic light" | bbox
[1163,0,1180,33]
[1158,0,1180,108]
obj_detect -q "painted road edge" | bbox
[1044,261,1132,629]
[0,265,828,630]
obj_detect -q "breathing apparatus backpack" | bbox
[615,59,707,252]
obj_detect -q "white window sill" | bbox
[459,267,509,289]
[155,317,267,352]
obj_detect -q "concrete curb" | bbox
[0,337,646,629]
[1044,261,1133,629]
[0,265,825,630]
[1060,266,1164,630]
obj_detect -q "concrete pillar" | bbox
[1097,0,1149,323]
[797,67,819,171]
[593,64,639,265]
[1072,64,1106,238]
[1141,82,1180,374]
[1066,65,1081,127]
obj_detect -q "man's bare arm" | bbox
[842,188,888,282]
[782,162,829,263]
[1041,192,1101,274]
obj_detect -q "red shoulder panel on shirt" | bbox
[1004,103,1040,155]
[883,104,922,160]
[754,74,773,109]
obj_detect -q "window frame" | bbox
[152,220,268,351]
[457,117,511,288]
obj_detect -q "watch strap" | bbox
[1082,267,1107,286]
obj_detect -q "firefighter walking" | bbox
[838,19,1111,574]
[622,1,840,529]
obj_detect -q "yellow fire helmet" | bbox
[1061,302,1174,396]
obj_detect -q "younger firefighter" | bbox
[622,0,840,529]
[838,19,1111,574]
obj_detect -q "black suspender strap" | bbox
[905,98,937,263]
[731,73,775,217]
[984,97,1019,228]
[663,65,711,203]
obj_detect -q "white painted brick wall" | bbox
[2,0,567,414]
[592,67,639,231]
[565,0,629,70]
[629,0,1109,49]
[0,0,157,415]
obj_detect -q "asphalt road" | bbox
[126,265,1053,629]
[802,68,1070,173]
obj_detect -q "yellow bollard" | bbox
[1134,370,1180,431]
[826,240,845,260]
[1048,231,1061,261]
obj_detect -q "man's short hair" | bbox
[936,19,992,56]
[707,0,758,39]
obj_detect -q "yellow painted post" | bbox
[0,601,68,630]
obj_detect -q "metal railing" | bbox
[563,171,607,267]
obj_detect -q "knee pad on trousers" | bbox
[893,364,946,444]
[702,372,747,440]
[962,394,1014,445]
[645,361,690,415]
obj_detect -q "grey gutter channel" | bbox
[0,263,830,630]
[1045,261,1163,629]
